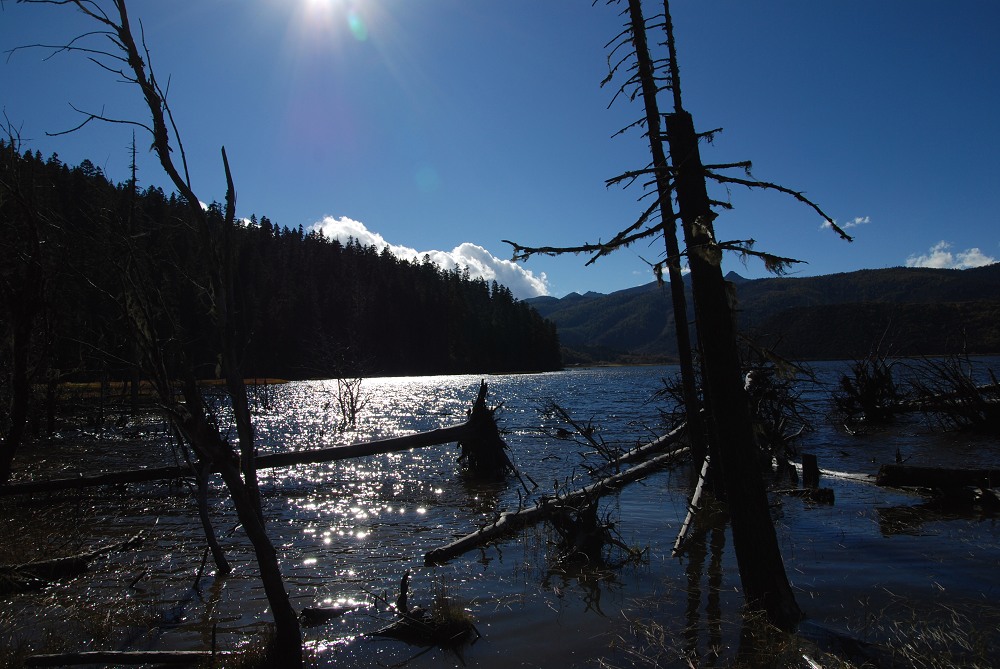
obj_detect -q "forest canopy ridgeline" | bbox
[0,142,562,382]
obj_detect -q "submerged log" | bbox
[875,464,1000,489]
[0,534,143,594]
[25,650,232,666]
[300,604,360,626]
[0,556,89,594]
[425,437,689,565]
[773,487,835,505]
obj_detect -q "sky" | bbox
[2,1,998,299]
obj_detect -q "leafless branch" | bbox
[610,116,646,140]
[45,102,153,137]
[704,160,752,172]
[705,170,854,242]
[504,239,612,262]
[716,239,805,275]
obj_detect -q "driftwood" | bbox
[1,384,510,498]
[425,435,689,565]
[25,650,231,667]
[875,464,1000,489]
[672,454,711,557]
[0,533,143,595]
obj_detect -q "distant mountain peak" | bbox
[724,271,749,283]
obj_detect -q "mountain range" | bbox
[526,264,1000,364]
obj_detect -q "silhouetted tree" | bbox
[505,0,853,631]
[15,0,303,661]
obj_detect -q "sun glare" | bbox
[299,0,369,42]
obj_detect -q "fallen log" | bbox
[875,464,1000,489]
[1,386,664,498]
[672,454,711,558]
[0,415,482,498]
[425,439,689,565]
[0,534,144,595]
[25,650,232,666]
[596,422,687,472]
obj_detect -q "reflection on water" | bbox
[682,502,727,666]
[3,361,1000,666]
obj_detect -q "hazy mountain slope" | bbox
[528,265,1000,361]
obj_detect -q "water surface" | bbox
[4,361,1000,666]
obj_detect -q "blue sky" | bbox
[2,1,998,298]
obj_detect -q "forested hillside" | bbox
[0,142,561,383]
[529,265,1000,362]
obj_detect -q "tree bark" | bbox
[665,109,801,631]
[625,0,706,464]
[174,384,302,665]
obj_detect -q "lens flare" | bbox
[346,10,368,41]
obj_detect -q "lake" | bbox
[3,360,1000,667]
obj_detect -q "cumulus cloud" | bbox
[906,240,997,270]
[309,215,550,299]
[821,215,870,231]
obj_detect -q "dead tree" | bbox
[15,1,302,662]
[505,0,854,631]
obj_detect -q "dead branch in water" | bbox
[0,533,143,594]
[425,433,689,565]
[24,650,233,667]
[1,383,513,497]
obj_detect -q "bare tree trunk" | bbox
[194,465,231,575]
[218,147,263,521]
[625,0,706,463]
[38,1,303,658]
[176,380,301,663]
[617,0,800,630]
[665,108,801,631]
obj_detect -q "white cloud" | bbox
[821,215,870,231]
[906,240,998,269]
[309,215,550,299]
